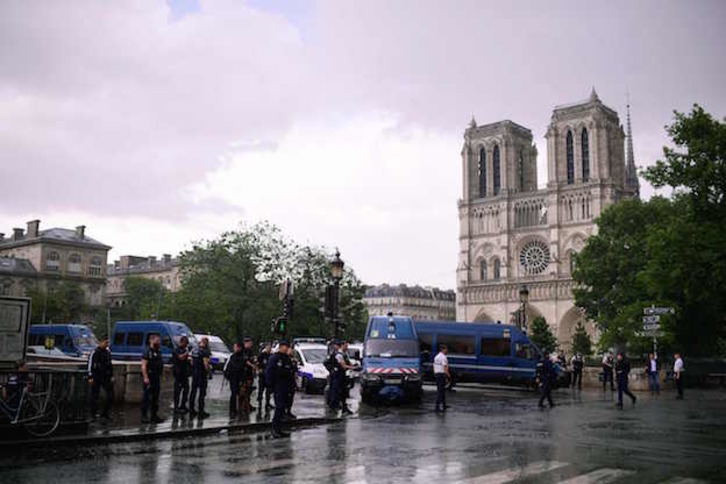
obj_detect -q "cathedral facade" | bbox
[456,90,639,348]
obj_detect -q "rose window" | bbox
[520,240,550,275]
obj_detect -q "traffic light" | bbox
[272,317,287,336]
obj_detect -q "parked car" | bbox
[110,320,195,363]
[28,324,98,358]
[26,345,85,363]
[194,334,231,370]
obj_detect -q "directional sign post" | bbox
[642,315,661,324]
[641,306,674,356]
[642,323,661,332]
[643,307,674,316]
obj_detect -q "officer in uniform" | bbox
[615,352,636,409]
[88,337,114,419]
[141,334,164,423]
[257,343,274,411]
[189,336,211,418]
[433,343,450,413]
[570,352,584,390]
[538,351,556,409]
[172,335,191,414]
[225,342,245,417]
[602,351,615,392]
[286,346,298,419]
[240,337,256,412]
[266,339,295,438]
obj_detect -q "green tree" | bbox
[121,276,166,320]
[27,281,88,323]
[570,321,592,356]
[529,316,557,354]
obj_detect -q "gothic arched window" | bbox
[519,150,525,190]
[493,258,501,280]
[581,128,590,182]
[479,260,487,281]
[566,130,574,184]
[478,147,487,198]
[569,252,577,275]
[493,145,501,195]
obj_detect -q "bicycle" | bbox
[0,377,60,437]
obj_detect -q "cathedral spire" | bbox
[589,87,599,102]
[469,115,477,129]
[625,95,640,197]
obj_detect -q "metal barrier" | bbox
[0,368,90,433]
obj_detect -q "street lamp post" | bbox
[519,284,530,332]
[330,249,345,339]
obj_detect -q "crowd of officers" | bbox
[85,335,358,438]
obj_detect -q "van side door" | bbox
[478,333,512,382]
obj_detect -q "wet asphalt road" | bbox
[2,384,726,483]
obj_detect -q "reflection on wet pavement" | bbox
[2,384,725,483]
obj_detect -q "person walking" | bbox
[172,335,191,414]
[646,352,660,396]
[141,334,164,424]
[189,336,211,419]
[538,351,556,409]
[225,342,245,417]
[88,338,114,420]
[266,339,295,438]
[571,352,584,390]
[434,343,450,413]
[674,352,684,400]
[239,337,256,413]
[286,346,298,419]
[602,351,615,392]
[615,352,636,409]
[257,343,273,411]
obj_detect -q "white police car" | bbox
[292,342,330,394]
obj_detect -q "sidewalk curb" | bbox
[0,416,342,448]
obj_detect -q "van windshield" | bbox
[368,317,415,339]
[365,340,419,358]
[302,348,327,364]
[209,341,230,353]
[74,335,98,349]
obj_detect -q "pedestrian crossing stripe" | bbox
[558,468,635,484]
[458,460,569,483]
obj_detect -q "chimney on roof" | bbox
[75,225,86,239]
[148,256,157,266]
[163,254,171,264]
[0,233,4,242]
[26,220,40,238]
[13,228,24,240]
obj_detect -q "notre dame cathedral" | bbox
[456,89,640,348]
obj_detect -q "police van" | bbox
[415,320,567,388]
[360,314,423,404]
[28,324,98,358]
[110,320,196,363]
[291,342,330,394]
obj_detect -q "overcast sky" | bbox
[1,0,725,289]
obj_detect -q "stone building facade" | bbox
[456,90,639,348]
[364,284,456,321]
[0,220,111,309]
[106,254,181,307]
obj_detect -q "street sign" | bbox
[642,323,661,331]
[642,315,661,324]
[635,330,665,338]
[643,307,674,316]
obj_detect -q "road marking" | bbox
[660,479,709,484]
[558,468,635,484]
[460,460,568,483]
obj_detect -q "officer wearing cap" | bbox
[266,339,295,438]
[329,339,356,414]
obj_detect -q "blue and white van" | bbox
[28,324,98,358]
[360,315,423,404]
[110,321,196,363]
[415,320,560,388]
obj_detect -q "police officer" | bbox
[602,351,615,392]
[571,352,584,390]
[240,337,256,412]
[615,352,636,409]
[257,343,274,411]
[3,360,30,410]
[340,340,357,415]
[266,339,295,438]
[189,336,211,418]
[286,346,298,419]
[538,351,556,409]
[141,334,164,424]
[88,337,114,419]
[225,342,245,417]
[172,335,191,414]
